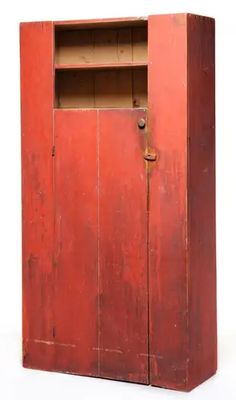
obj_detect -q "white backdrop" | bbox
[0,0,235,399]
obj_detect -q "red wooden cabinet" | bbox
[20,14,216,391]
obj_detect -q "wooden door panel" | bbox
[54,110,98,375]
[99,109,148,383]
[53,108,148,383]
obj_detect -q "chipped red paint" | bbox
[21,14,216,391]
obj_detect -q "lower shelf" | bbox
[55,67,147,109]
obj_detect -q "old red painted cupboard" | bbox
[20,14,217,391]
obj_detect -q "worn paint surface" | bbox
[148,14,189,390]
[21,14,216,392]
[53,109,148,382]
[98,110,148,383]
[187,15,217,389]
[148,14,216,391]
[21,21,54,368]
[53,110,98,375]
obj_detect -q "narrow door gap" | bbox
[97,109,101,376]
[52,109,57,341]
[146,114,151,385]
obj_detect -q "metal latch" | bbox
[137,118,146,129]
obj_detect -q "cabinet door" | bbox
[53,108,149,383]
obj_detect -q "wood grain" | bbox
[21,15,216,391]
[20,21,54,368]
[187,14,216,389]
[148,14,188,390]
[53,110,98,375]
[98,109,148,383]
[55,27,147,65]
[148,13,216,391]
[55,68,147,109]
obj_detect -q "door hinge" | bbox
[52,145,56,157]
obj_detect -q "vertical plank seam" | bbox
[20,23,29,359]
[146,19,152,384]
[97,109,101,376]
[92,30,96,107]
[146,109,151,384]
[52,21,57,359]
[131,28,134,106]
[186,14,190,390]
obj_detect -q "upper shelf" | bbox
[55,25,147,66]
[55,62,147,71]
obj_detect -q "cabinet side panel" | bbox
[20,22,54,367]
[187,15,217,388]
[148,14,188,390]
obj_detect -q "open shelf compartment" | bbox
[54,21,148,109]
[55,23,147,66]
[55,67,147,109]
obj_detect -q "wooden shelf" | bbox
[54,17,147,29]
[54,24,148,109]
[55,68,147,109]
[55,62,147,71]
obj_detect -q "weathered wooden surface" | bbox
[21,14,216,392]
[187,14,217,389]
[148,13,189,390]
[98,109,148,383]
[53,109,148,382]
[20,21,55,368]
[53,110,98,375]
[148,14,216,391]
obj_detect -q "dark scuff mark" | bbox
[52,326,56,338]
